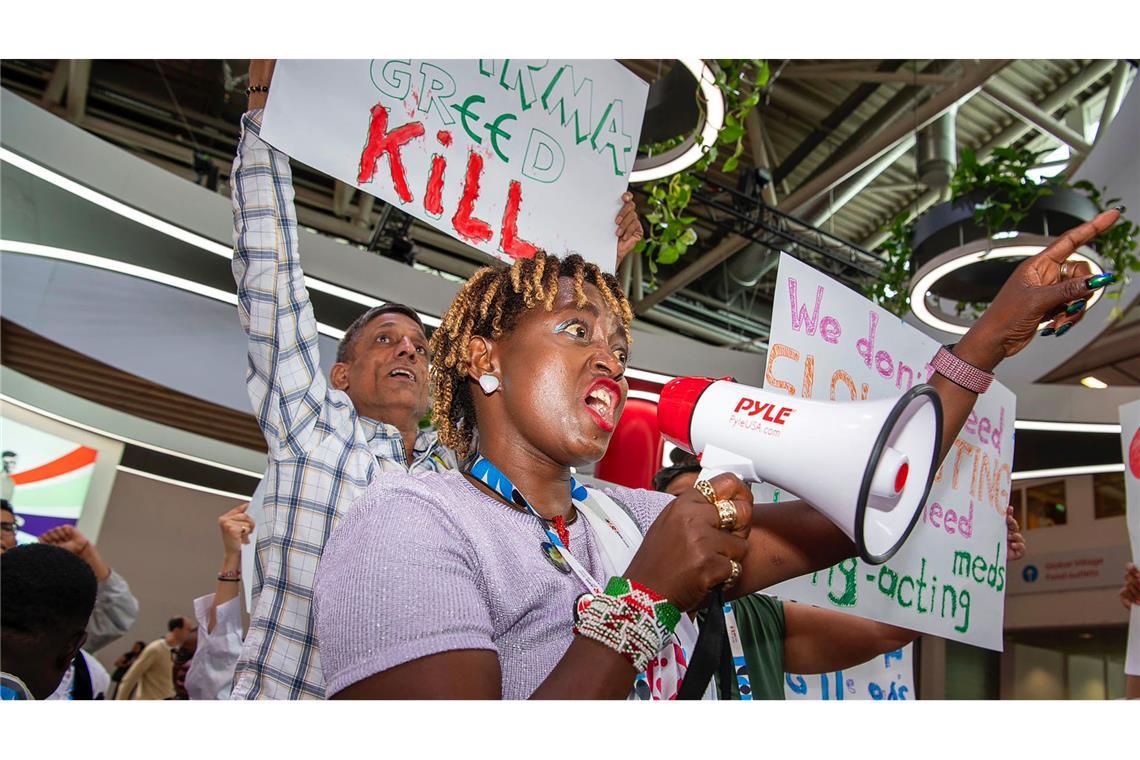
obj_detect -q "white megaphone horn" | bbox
[658,377,943,564]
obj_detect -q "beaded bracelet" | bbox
[245,84,270,96]
[572,577,680,673]
[217,569,241,582]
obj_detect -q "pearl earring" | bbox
[478,374,500,395]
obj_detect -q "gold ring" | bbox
[694,479,718,506]
[725,559,742,589]
[715,499,737,531]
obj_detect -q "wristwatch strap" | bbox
[931,345,994,394]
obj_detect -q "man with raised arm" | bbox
[231,61,643,699]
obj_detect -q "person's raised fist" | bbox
[219,501,255,558]
[38,524,90,555]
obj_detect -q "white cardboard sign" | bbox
[1121,399,1140,676]
[784,644,914,700]
[762,254,1016,650]
[261,60,648,272]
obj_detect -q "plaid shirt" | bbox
[229,112,456,699]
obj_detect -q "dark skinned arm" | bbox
[331,639,639,700]
[782,602,916,675]
[779,511,1024,673]
[729,208,1123,596]
[715,303,1006,597]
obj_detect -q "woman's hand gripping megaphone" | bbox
[625,472,752,612]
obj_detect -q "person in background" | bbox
[38,524,139,652]
[1,499,20,553]
[109,641,146,698]
[171,631,198,700]
[230,60,642,699]
[1,452,16,502]
[185,502,255,700]
[115,616,196,700]
[1,544,97,700]
[36,525,139,699]
[653,454,1027,699]
[1120,562,1140,699]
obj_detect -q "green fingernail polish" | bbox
[1086,272,1116,289]
[1056,323,1072,336]
[1066,300,1086,315]
[1040,327,1055,336]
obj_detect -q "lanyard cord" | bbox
[467,454,657,695]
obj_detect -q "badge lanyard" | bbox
[723,601,753,700]
[468,454,654,695]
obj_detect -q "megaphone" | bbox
[658,377,943,564]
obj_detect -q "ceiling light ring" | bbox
[630,59,726,184]
[908,235,1105,335]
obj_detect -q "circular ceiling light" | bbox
[630,59,725,184]
[906,188,1106,335]
[909,235,1104,335]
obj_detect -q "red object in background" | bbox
[594,398,664,490]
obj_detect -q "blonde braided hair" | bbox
[430,253,633,459]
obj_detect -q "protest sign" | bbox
[261,60,648,272]
[762,254,1016,650]
[1121,399,1140,676]
[784,644,914,700]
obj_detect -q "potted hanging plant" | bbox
[868,146,1138,323]
[633,60,770,275]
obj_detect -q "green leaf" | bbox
[680,228,698,246]
[722,156,739,173]
[718,124,745,144]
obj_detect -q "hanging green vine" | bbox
[863,212,914,317]
[634,59,770,275]
[870,146,1139,319]
[1069,180,1140,319]
[950,147,1058,234]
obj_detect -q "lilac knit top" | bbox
[314,469,672,698]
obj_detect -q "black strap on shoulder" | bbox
[70,652,94,700]
[677,588,734,700]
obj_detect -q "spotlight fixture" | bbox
[1079,376,1109,389]
[384,235,417,266]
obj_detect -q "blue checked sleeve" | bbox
[231,110,330,456]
